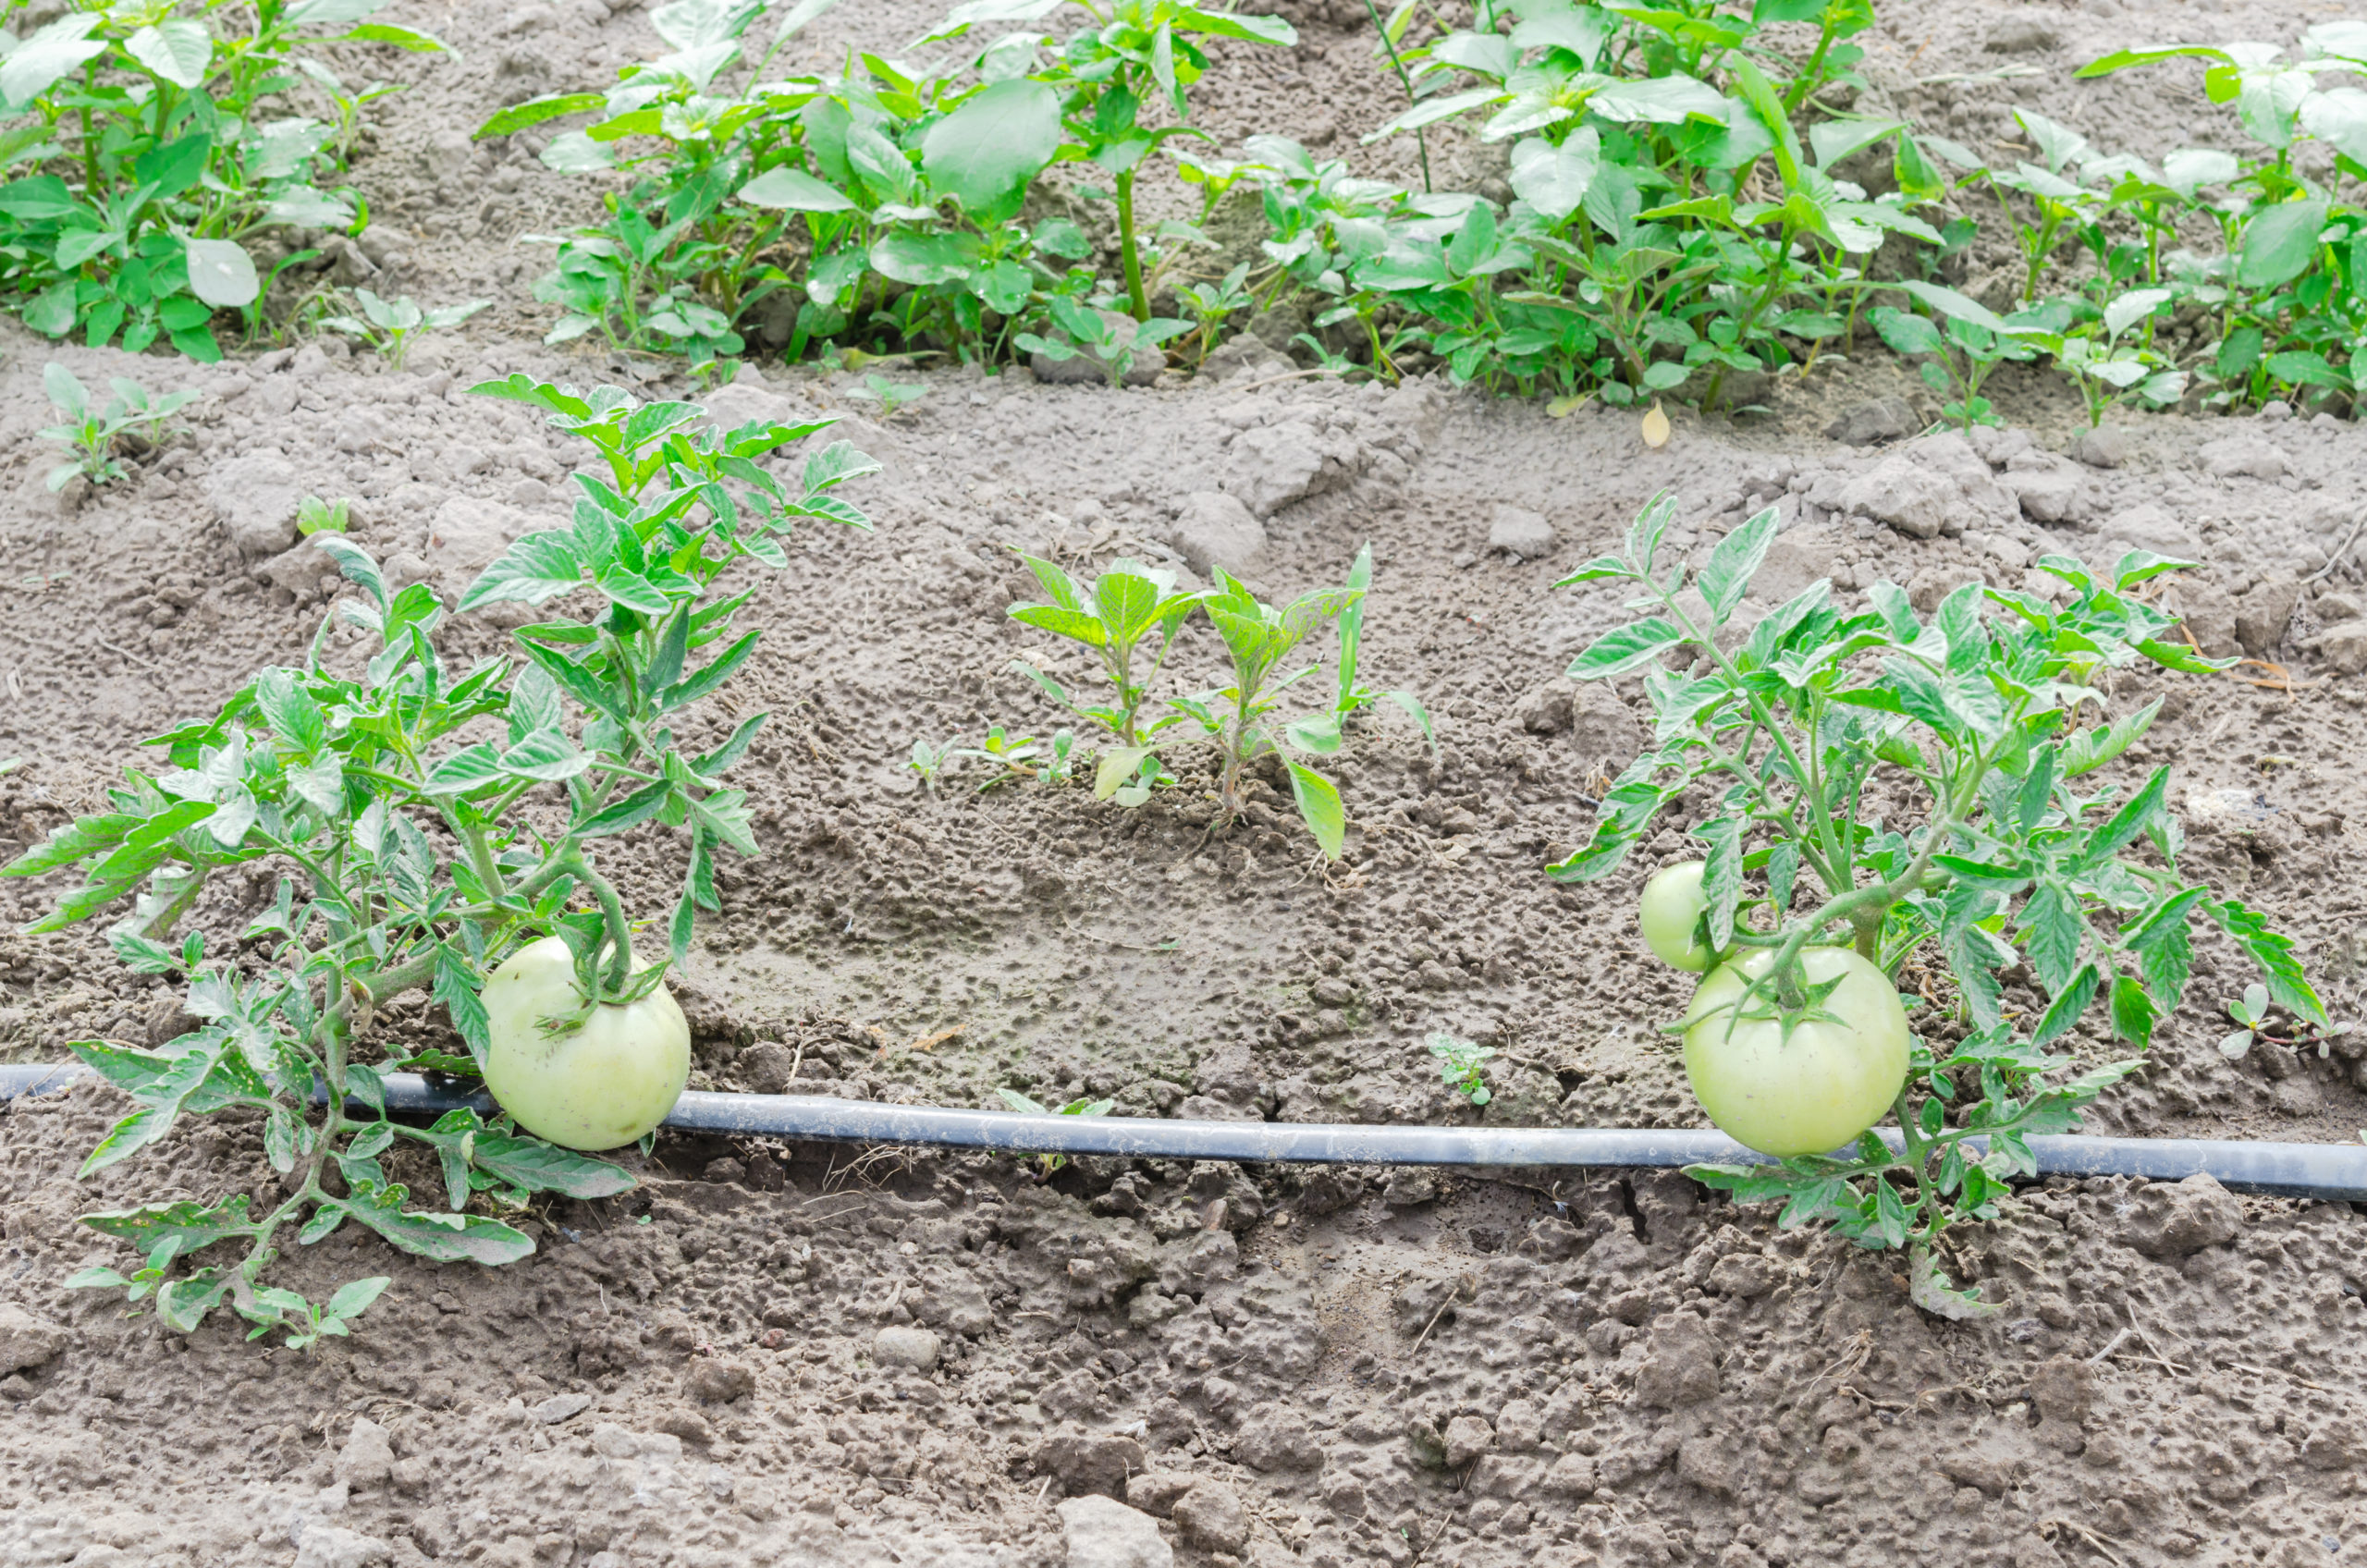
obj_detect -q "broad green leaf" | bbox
[2234,198,2330,288]
[921,80,1061,211]
[81,1194,262,1255]
[1508,128,1600,223]
[125,20,214,89]
[1285,762,1346,859]
[737,165,856,211]
[460,532,584,608]
[477,92,605,137]
[333,1178,534,1265]
[1569,618,1684,679]
[1698,507,1777,623]
[184,239,259,308]
[466,1134,635,1197]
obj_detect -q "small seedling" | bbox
[1308,544,1435,752]
[1006,555,1203,790]
[1428,1033,1496,1107]
[996,1089,1114,1178]
[297,496,352,535]
[952,727,1075,791]
[1175,263,1253,367]
[2218,984,2349,1059]
[320,290,491,370]
[1170,569,1361,856]
[907,739,960,793]
[2220,982,2272,1060]
[1868,281,2044,432]
[846,374,926,418]
[39,364,199,490]
[1016,298,1187,387]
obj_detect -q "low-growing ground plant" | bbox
[319,290,491,371]
[0,0,445,357]
[14,375,877,1342]
[1006,553,1203,787]
[1428,1032,1495,1107]
[38,363,198,489]
[1551,493,2327,1312]
[1171,569,1361,856]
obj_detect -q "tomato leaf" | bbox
[331,1177,535,1265]
[1569,619,1685,679]
[1696,507,1778,625]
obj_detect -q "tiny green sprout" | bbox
[952,727,1075,791]
[1015,298,1188,388]
[907,738,959,793]
[1428,1033,1497,1107]
[297,496,352,535]
[320,289,491,371]
[996,1088,1114,1177]
[847,374,926,418]
[2221,981,2272,1059]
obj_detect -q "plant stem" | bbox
[1361,0,1432,194]
[1116,166,1149,323]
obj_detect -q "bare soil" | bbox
[8,2,2367,1567]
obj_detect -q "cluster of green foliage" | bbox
[37,361,197,490]
[996,544,1431,857]
[482,0,1291,373]
[0,0,445,358]
[1555,496,2327,1306]
[10,374,876,1344]
[464,0,2367,422]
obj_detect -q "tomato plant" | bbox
[9,375,877,1343]
[1554,494,2329,1314]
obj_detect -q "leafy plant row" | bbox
[460,0,2367,419]
[6,0,2366,419]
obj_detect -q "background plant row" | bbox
[9,0,2367,418]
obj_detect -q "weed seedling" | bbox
[847,374,927,418]
[1428,1033,1496,1107]
[1868,281,2044,431]
[1015,298,1187,387]
[297,496,354,536]
[952,728,1076,790]
[1171,569,1362,856]
[320,290,492,371]
[38,364,197,490]
[1006,555,1203,790]
[996,1089,1114,1178]
[1307,544,1434,752]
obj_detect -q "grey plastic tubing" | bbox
[7,1060,2367,1200]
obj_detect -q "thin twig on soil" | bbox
[2304,508,2367,583]
[1229,367,1350,396]
[2041,1517,2128,1566]
[2223,1360,2331,1392]
[2085,1327,2132,1365]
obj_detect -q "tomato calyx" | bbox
[1689,958,1852,1047]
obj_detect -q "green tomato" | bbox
[1681,946,1909,1158]
[482,937,690,1152]
[1639,860,1712,971]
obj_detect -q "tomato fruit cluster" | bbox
[1637,864,1909,1158]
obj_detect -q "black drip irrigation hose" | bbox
[6,1061,2367,1200]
